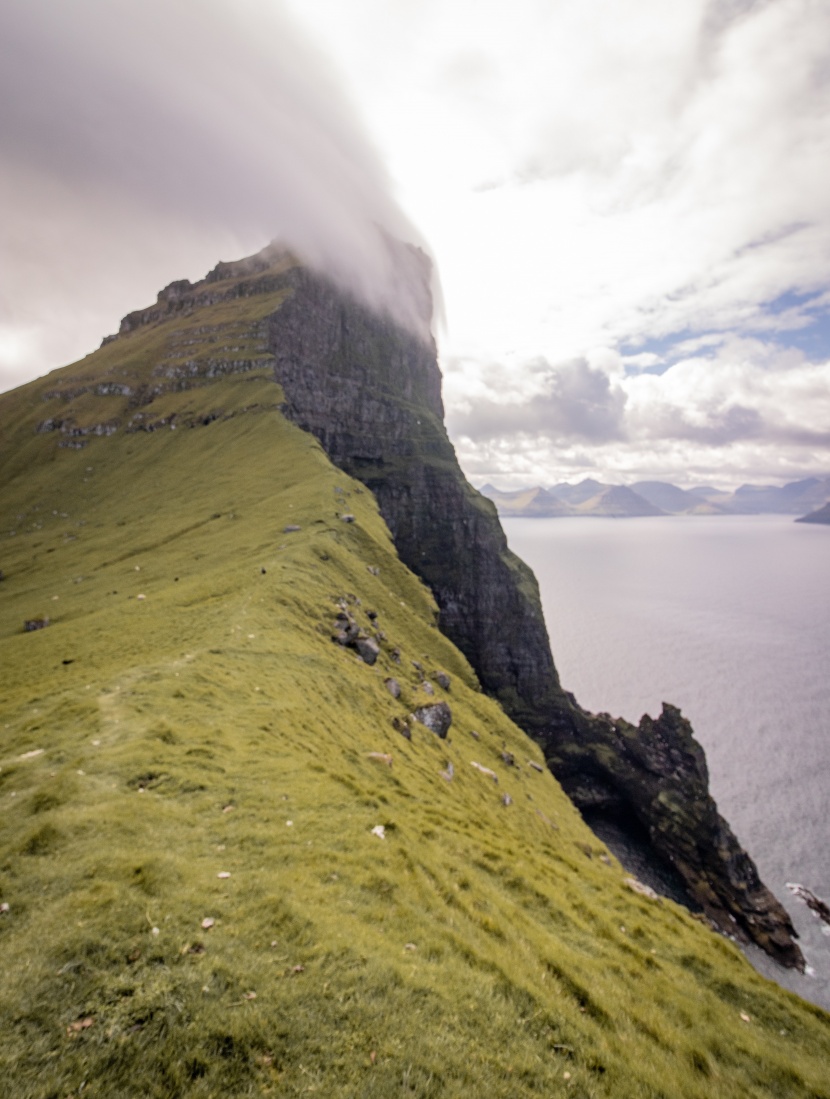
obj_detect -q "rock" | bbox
[367,752,393,767]
[392,716,411,739]
[434,671,451,690]
[340,513,355,523]
[370,824,385,839]
[390,647,401,664]
[367,609,378,620]
[421,681,434,695]
[384,677,401,699]
[0,902,9,915]
[500,749,515,766]
[440,761,454,782]
[412,701,452,738]
[471,761,498,782]
[553,703,804,969]
[528,760,544,773]
[502,794,513,807]
[24,617,49,632]
[354,637,380,665]
[786,883,830,925]
[625,877,659,900]
[283,524,301,532]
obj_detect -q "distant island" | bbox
[481,476,830,521]
[796,501,830,525]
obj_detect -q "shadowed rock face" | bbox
[150,247,800,968]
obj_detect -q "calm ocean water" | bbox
[503,514,830,1009]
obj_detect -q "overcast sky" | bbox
[2,0,829,488]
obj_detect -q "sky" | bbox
[2,0,829,489]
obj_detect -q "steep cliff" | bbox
[254,251,802,968]
[47,242,800,968]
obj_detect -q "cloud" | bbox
[449,337,830,487]
[0,0,430,391]
[447,356,627,444]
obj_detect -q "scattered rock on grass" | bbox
[201,917,215,930]
[0,902,9,915]
[440,762,454,782]
[371,825,386,839]
[67,1017,94,1036]
[24,617,49,632]
[392,716,411,740]
[367,752,393,767]
[283,525,301,533]
[502,793,513,807]
[434,671,451,690]
[412,701,452,738]
[471,761,498,782]
[354,637,380,665]
[384,677,401,699]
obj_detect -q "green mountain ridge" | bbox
[1,250,829,1097]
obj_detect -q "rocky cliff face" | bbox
[108,244,802,968]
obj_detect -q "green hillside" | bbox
[1,272,829,1097]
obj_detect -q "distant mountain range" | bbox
[481,476,830,520]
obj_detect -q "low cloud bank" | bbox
[446,338,830,487]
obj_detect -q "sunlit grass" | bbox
[1,275,829,1096]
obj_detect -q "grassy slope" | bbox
[0,295,829,1099]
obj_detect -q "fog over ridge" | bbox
[0,0,434,392]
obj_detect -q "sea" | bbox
[502,514,830,1010]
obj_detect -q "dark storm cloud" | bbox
[448,358,627,444]
[0,0,431,389]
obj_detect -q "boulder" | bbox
[412,701,452,739]
[354,637,380,665]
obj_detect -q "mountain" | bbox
[486,476,830,518]
[548,477,606,505]
[727,478,830,514]
[479,484,573,517]
[1,245,828,1096]
[574,485,664,517]
[631,480,725,514]
[483,482,665,517]
[796,502,830,525]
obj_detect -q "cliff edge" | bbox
[92,243,801,968]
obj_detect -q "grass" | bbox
[1,264,829,1096]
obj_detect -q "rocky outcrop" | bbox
[555,703,802,967]
[257,251,802,968]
